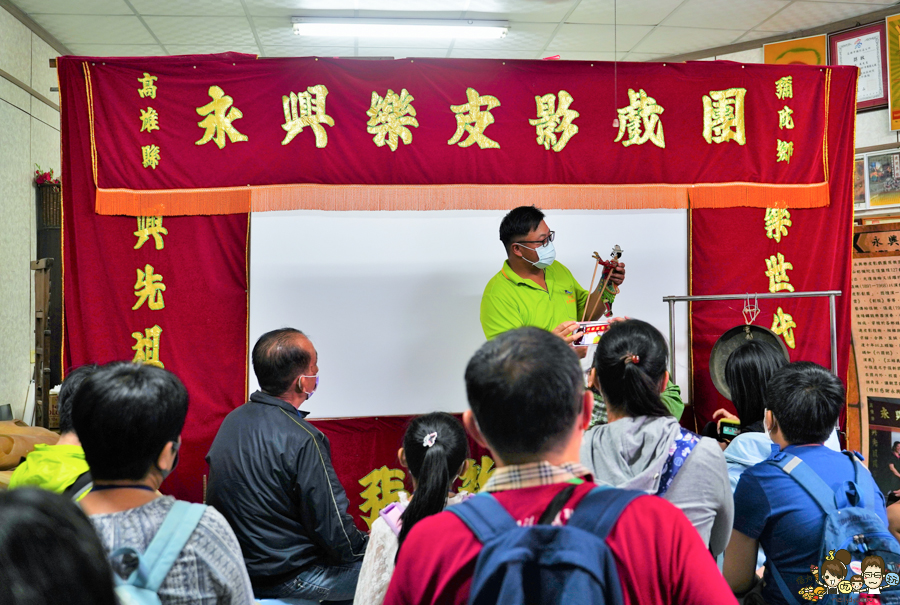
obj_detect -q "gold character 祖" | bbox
[614,88,665,148]
[358,466,406,530]
[195,85,248,149]
[134,216,168,251]
[137,73,158,99]
[131,325,164,368]
[133,264,166,311]
[530,90,580,152]
[366,88,419,152]
[448,87,501,149]
[702,88,747,145]
[281,85,334,148]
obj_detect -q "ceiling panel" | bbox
[733,28,788,43]
[164,45,261,56]
[755,1,893,31]
[545,24,655,52]
[665,0,791,30]
[265,45,356,57]
[462,0,580,22]
[449,49,541,59]
[67,43,166,57]
[623,51,670,61]
[11,0,131,15]
[32,14,156,45]
[631,25,745,54]
[567,0,686,25]
[551,51,629,60]
[128,0,246,17]
[453,21,556,49]
[355,36,460,48]
[357,47,450,57]
[142,15,256,46]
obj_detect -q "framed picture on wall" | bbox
[855,155,868,211]
[829,22,888,110]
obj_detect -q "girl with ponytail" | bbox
[579,318,733,556]
[354,412,469,605]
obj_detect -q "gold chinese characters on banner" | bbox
[130,216,169,367]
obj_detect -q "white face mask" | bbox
[300,375,319,399]
[518,241,556,269]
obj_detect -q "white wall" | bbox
[0,4,60,420]
[250,209,689,419]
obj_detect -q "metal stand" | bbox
[663,290,842,384]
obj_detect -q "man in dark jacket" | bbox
[206,328,367,603]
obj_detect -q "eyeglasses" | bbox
[863,572,883,579]
[515,231,555,248]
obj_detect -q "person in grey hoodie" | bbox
[580,319,733,557]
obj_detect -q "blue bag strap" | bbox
[768,560,803,605]
[448,493,518,544]
[139,501,206,591]
[770,453,837,514]
[656,427,700,497]
[843,450,874,511]
[567,486,644,540]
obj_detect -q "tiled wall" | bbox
[0,4,60,421]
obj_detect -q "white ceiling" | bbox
[10,0,900,61]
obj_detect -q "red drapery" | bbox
[689,66,856,431]
[60,57,250,503]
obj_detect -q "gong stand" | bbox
[661,290,842,385]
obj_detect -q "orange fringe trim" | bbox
[94,181,830,216]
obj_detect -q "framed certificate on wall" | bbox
[830,22,888,111]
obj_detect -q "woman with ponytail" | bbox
[354,412,469,605]
[579,318,733,556]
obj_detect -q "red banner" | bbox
[310,415,493,532]
[75,53,842,215]
[689,65,856,431]
[60,58,250,503]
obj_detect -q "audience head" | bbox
[764,362,844,446]
[0,487,118,605]
[252,328,317,399]
[591,319,670,418]
[724,340,787,429]
[464,327,588,464]
[397,412,469,554]
[72,362,187,483]
[499,205,545,254]
[893,441,900,455]
[57,364,99,435]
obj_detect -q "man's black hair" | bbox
[765,361,844,445]
[71,362,188,481]
[57,364,99,435]
[499,205,545,253]
[465,327,583,461]
[252,328,311,396]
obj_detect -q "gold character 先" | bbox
[133,264,166,311]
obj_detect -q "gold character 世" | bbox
[141,145,161,170]
[195,85,248,149]
[366,88,419,152]
[448,87,501,149]
[133,264,166,311]
[764,208,792,243]
[765,252,795,293]
[134,216,168,251]
[131,325,164,368]
[281,85,334,148]
[358,466,406,530]
[771,306,797,350]
[614,88,665,149]
[702,88,747,145]
[530,90,580,152]
[137,72,158,99]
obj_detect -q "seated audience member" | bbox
[9,364,98,499]
[207,328,367,603]
[384,327,736,605]
[724,362,888,605]
[580,319,733,556]
[73,362,254,605]
[0,487,118,605]
[355,412,470,605]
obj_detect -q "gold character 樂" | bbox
[133,264,166,311]
[530,90,579,152]
[702,88,747,145]
[131,324,164,368]
[614,88,665,148]
[195,85,248,149]
[134,216,168,251]
[137,73,158,99]
[448,87,501,149]
[366,88,419,151]
[281,85,334,148]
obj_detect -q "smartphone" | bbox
[718,418,741,442]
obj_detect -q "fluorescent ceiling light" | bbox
[292,17,508,39]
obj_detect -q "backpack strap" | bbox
[769,453,837,514]
[115,501,206,591]
[62,470,93,501]
[656,427,700,497]
[768,561,803,605]
[448,493,518,544]
[842,450,874,511]
[568,486,644,540]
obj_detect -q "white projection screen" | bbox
[249,209,689,419]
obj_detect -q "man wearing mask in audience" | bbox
[480,205,625,355]
[207,328,367,604]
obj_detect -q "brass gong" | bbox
[709,324,790,400]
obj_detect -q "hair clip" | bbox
[622,353,640,365]
[423,432,438,448]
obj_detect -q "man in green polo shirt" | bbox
[480,205,624,349]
